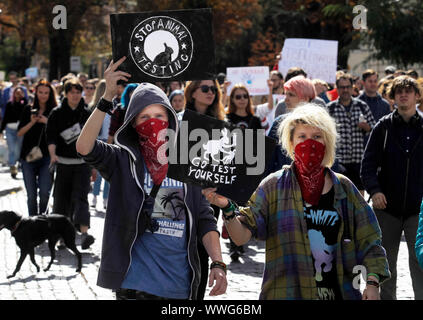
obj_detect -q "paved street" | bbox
[0,166,415,300]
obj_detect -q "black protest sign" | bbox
[110,9,215,83]
[166,110,277,206]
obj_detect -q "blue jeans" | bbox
[21,156,52,216]
[93,170,109,199]
[5,127,23,166]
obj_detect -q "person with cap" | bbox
[169,89,185,113]
[76,57,227,300]
[384,66,396,76]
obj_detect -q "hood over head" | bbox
[114,82,179,162]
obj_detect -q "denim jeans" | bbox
[21,156,52,216]
[93,171,110,199]
[5,127,23,166]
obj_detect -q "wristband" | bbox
[210,261,227,274]
[96,97,114,115]
[367,273,380,282]
[366,280,380,288]
[222,200,236,214]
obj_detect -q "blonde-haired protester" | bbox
[203,104,390,300]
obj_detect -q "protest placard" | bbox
[110,9,215,83]
[278,38,338,84]
[166,109,276,206]
[226,66,270,96]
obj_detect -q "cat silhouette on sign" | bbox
[153,43,174,66]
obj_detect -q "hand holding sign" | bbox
[202,187,229,208]
[103,57,132,101]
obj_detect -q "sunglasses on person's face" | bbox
[234,94,249,100]
[85,86,95,90]
[199,85,217,94]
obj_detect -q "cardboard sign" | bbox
[226,66,270,96]
[166,109,277,206]
[110,9,215,83]
[278,38,338,84]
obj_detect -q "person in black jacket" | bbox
[0,86,26,178]
[17,79,57,216]
[361,75,423,300]
[46,77,94,249]
[225,83,262,262]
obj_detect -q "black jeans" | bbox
[53,163,91,229]
[115,288,177,300]
[197,204,220,300]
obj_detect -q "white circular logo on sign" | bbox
[129,16,193,79]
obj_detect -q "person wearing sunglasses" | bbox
[184,80,226,121]
[83,79,96,106]
[183,79,226,300]
[224,84,262,262]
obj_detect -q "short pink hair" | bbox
[283,75,316,101]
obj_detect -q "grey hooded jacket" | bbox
[81,83,217,299]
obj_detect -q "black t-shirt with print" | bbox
[304,186,343,300]
[226,113,262,130]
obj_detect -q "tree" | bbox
[38,0,110,80]
[0,0,46,75]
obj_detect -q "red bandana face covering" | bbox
[293,139,326,206]
[135,118,169,186]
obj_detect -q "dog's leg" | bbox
[29,248,40,273]
[44,238,56,272]
[7,250,28,278]
[63,237,82,273]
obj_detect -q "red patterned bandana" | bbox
[293,139,326,206]
[135,118,169,186]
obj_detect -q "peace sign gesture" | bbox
[103,56,132,101]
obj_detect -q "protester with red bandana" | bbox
[76,57,227,300]
[203,104,390,300]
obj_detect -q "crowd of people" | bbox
[0,60,423,301]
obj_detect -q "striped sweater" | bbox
[238,165,390,300]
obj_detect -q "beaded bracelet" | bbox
[367,273,380,282]
[210,261,227,274]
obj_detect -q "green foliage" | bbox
[0,36,21,72]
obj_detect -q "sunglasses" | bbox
[199,85,217,94]
[234,94,249,100]
[85,87,95,90]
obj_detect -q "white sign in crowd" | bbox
[279,38,338,84]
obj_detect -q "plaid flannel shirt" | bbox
[327,98,376,164]
[238,165,390,300]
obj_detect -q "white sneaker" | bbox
[91,196,97,208]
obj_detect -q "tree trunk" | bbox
[48,30,72,81]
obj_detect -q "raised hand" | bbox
[103,56,131,101]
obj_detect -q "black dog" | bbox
[0,210,82,278]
